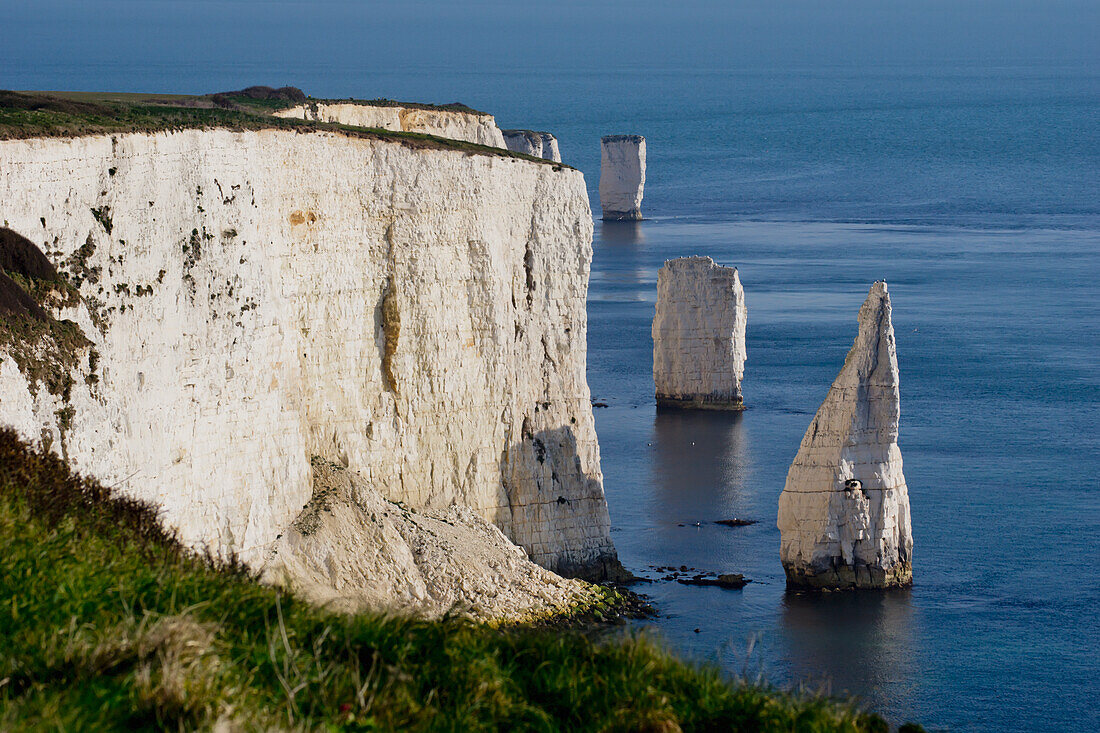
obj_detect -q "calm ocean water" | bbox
[3,59,1098,730]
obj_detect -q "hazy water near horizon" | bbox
[3,42,1099,732]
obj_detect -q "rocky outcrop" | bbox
[502,130,562,163]
[652,257,746,410]
[0,126,620,602]
[777,281,913,590]
[599,135,645,221]
[275,102,507,148]
[502,130,543,158]
[539,133,562,163]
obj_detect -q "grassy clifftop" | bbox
[0,428,913,731]
[0,90,554,165]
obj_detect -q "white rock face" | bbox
[599,135,645,221]
[651,256,746,410]
[275,103,507,148]
[262,459,600,621]
[502,130,543,158]
[0,128,619,587]
[539,133,562,163]
[777,281,913,589]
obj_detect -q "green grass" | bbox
[0,429,918,731]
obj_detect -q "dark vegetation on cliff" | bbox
[0,90,561,167]
[0,429,916,732]
[0,228,89,400]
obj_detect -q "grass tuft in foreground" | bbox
[0,429,916,731]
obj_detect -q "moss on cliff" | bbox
[0,428,914,731]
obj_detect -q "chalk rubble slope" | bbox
[263,459,599,621]
[652,256,747,410]
[777,281,913,589]
[275,102,507,148]
[599,135,645,221]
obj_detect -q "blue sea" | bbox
[4,54,1099,731]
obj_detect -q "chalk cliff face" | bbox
[599,135,645,221]
[0,128,618,587]
[777,281,913,589]
[275,103,507,148]
[652,256,746,410]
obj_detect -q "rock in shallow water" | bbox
[777,281,913,590]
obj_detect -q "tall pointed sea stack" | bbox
[777,281,913,589]
[652,256,747,410]
[599,135,645,220]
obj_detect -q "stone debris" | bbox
[599,135,645,220]
[262,459,600,621]
[777,281,913,590]
[652,256,747,410]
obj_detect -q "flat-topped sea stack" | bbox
[599,135,645,221]
[502,130,562,163]
[652,257,747,410]
[777,281,913,590]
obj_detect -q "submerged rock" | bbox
[652,256,747,410]
[777,281,913,590]
[676,573,750,589]
[599,135,645,220]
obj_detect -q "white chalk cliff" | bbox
[777,281,913,589]
[599,135,645,221]
[275,102,507,148]
[0,125,622,617]
[651,256,746,410]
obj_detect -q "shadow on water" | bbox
[780,588,918,714]
[649,409,753,523]
[597,220,646,246]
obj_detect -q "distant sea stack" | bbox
[652,256,747,410]
[539,132,561,163]
[599,135,645,221]
[777,281,913,590]
[502,130,562,163]
[503,130,543,157]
